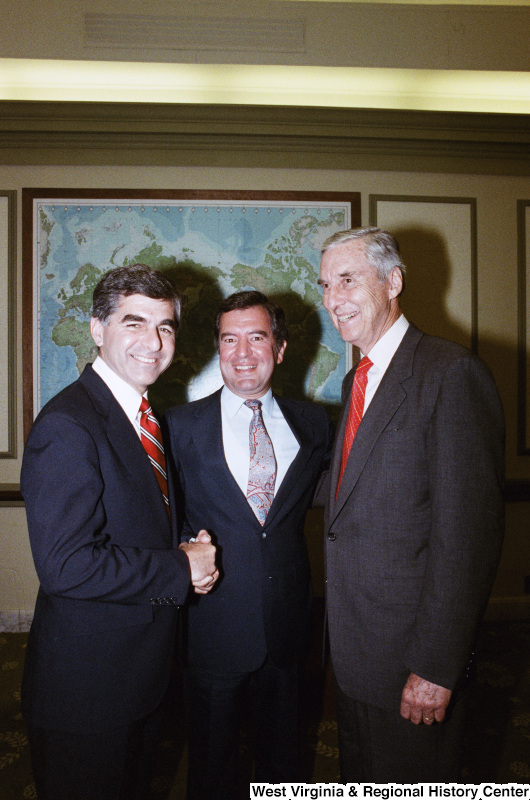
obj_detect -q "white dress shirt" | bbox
[363,315,410,413]
[220,386,300,497]
[92,356,146,438]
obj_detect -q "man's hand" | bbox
[400,673,452,725]
[179,530,219,595]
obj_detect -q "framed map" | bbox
[23,189,360,438]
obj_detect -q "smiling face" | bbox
[218,305,287,399]
[90,293,176,394]
[319,239,403,354]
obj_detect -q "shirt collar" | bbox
[362,314,409,374]
[221,385,274,418]
[92,355,146,425]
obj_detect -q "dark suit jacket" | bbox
[322,324,505,711]
[20,365,191,733]
[164,389,333,673]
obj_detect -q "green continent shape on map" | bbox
[39,209,55,270]
[307,345,341,399]
[52,317,98,374]
[53,263,104,372]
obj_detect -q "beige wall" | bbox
[1,163,529,620]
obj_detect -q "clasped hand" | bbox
[179,530,219,594]
[400,672,452,725]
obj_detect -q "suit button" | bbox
[327,533,336,541]
[261,532,267,539]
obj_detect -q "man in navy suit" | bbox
[317,228,505,781]
[164,290,333,800]
[21,264,218,800]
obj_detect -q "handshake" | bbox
[179,530,219,595]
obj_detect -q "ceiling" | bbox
[0,0,528,115]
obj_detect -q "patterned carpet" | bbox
[1,618,530,798]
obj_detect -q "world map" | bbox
[34,198,351,416]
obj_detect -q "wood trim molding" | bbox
[1,102,529,174]
[0,190,17,460]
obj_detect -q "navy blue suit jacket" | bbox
[21,365,191,733]
[164,389,333,672]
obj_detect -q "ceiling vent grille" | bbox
[84,13,306,54]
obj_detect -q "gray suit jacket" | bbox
[323,324,505,710]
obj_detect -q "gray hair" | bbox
[321,227,406,283]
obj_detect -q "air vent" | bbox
[84,13,305,54]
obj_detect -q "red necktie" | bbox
[139,397,170,515]
[336,356,373,498]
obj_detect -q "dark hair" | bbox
[91,265,182,331]
[214,291,288,353]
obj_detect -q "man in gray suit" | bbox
[317,227,504,782]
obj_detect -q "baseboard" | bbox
[0,611,33,632]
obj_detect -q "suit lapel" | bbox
[189,391,317,530]
[330,325,423,524]
[79,366,170,530]
[189,390,261,525]
[327,374,354,510]
[264,397,315,527]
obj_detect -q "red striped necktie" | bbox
[139,397,170,515]
[336,356,373,498]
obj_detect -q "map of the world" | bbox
[33,197,352,416]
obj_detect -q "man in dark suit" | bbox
[21,264,218,800]
[164,290,333,799]
[316,227,505,782]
